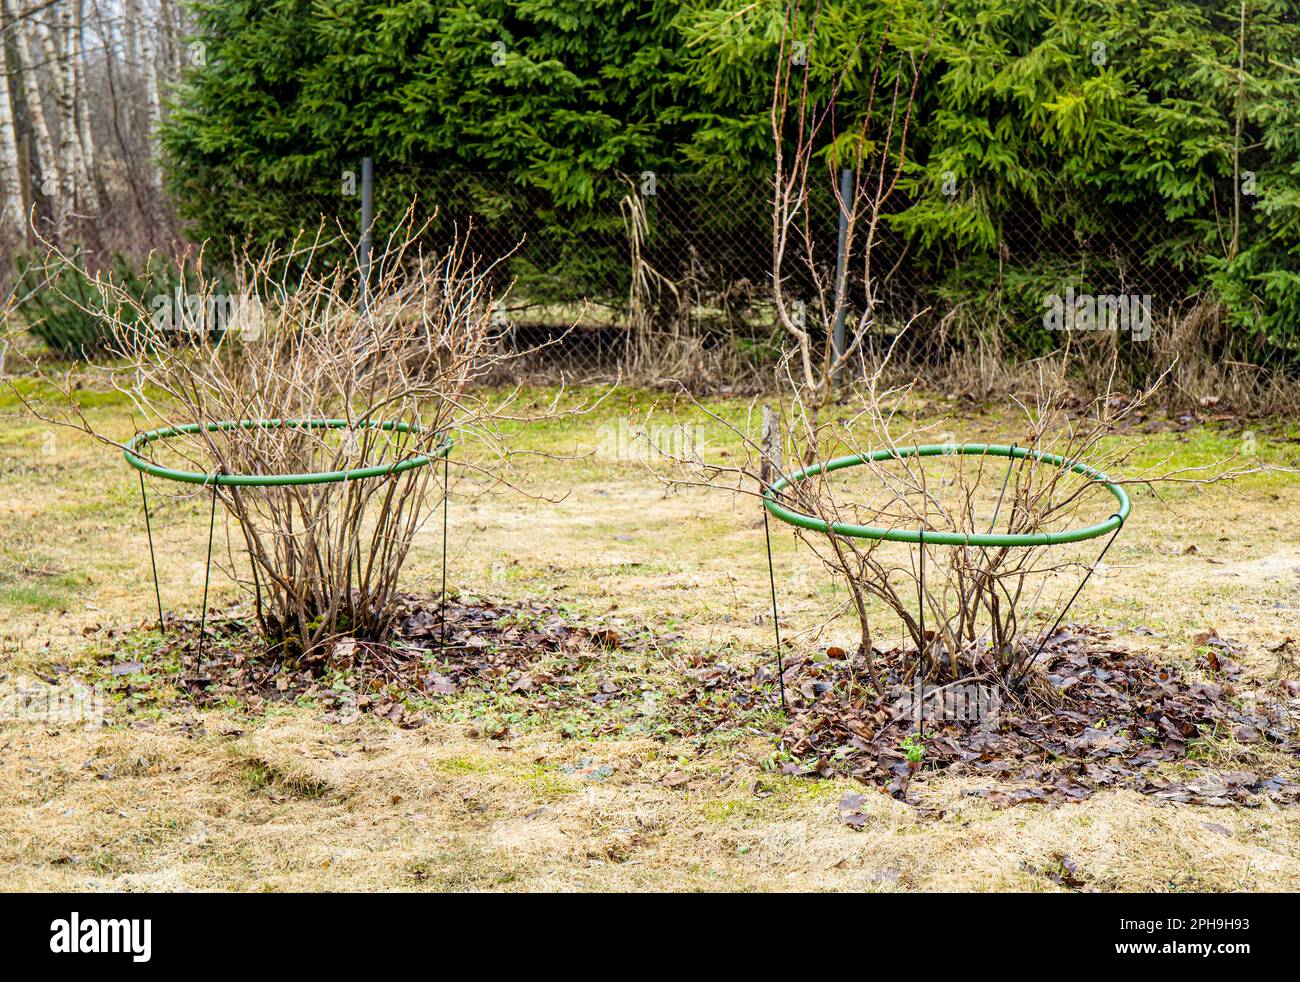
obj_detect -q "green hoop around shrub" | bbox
[762,443,1130,547]
[124,418,452,486]
[124,417,455,664]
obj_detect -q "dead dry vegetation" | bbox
[1,385,1299,892]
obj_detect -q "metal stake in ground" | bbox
[987,443,1018,534]
[197,473,220,667]
[917,528,926,740]
[359,156,374,315]
[440,448,450,660]
[762,499,787,712]
[138,470,164,633]
[1014,513,1126,689]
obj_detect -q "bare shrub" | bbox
[8,218,519,653]
[664,350,1263,705]
[656,2,1260,701]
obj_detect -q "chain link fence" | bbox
[9,164,1267,394]
[262,166,1227,388]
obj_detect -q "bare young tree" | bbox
[770,0,939,410]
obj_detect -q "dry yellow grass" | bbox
[3,716,1297,892]
[1,387,1298,891]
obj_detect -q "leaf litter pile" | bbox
[101,600,1299,814]
[680,625,1300,814]
[107,593,647,731]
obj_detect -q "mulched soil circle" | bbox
[674,624,1300,814]
[103,594,658,731]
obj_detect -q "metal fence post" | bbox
[359,156,374,313]
[832,166,853,371]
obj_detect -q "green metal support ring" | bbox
[763,443,1130,547]
[124,418,452,487]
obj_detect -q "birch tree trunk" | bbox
[140,6,163,191]
[162,0,181,74]
[9,2,60,201]
[72,0,100,210]
[0,5,27,242]
[38,5,78,234]
[123,0,140,74]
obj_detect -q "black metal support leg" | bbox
[440,450,450,660]
[198,480,218,667]
[138,470,164,633]
[762,502,787,712]
[917,529,926,739]
[1016,515,1125,687]
[988,443,1018,534]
